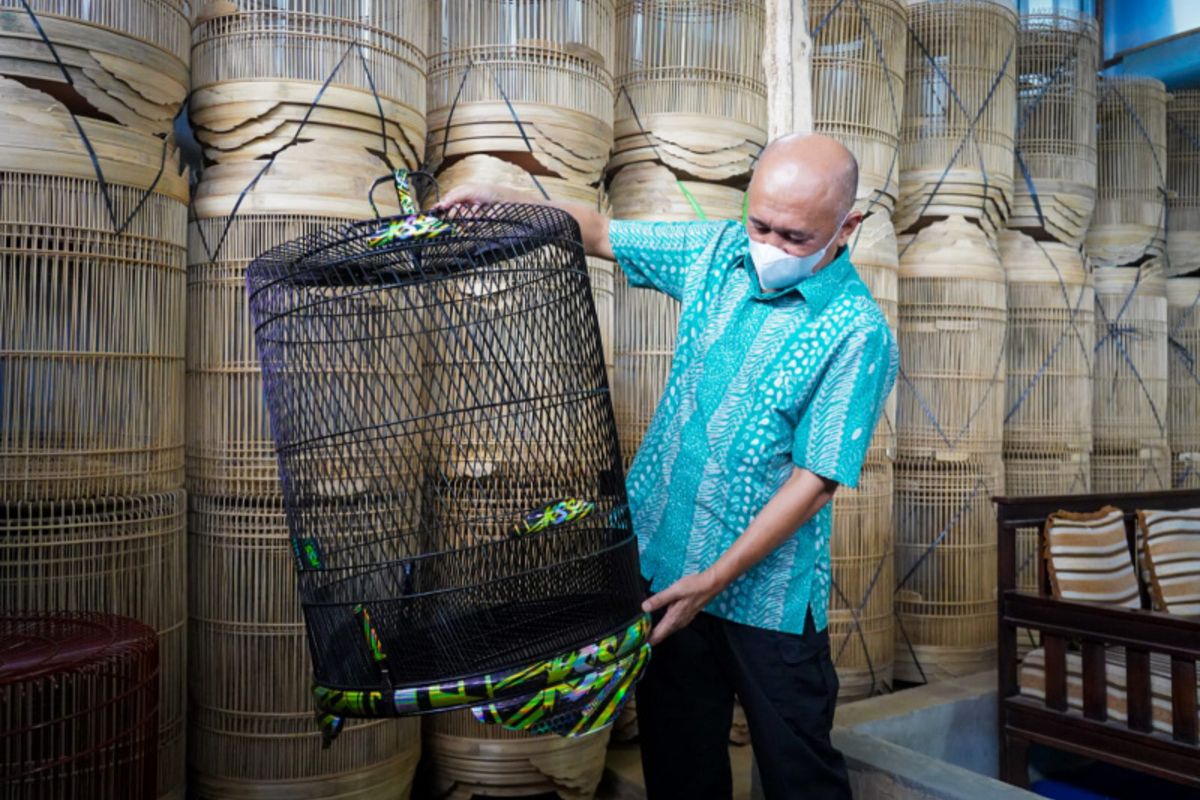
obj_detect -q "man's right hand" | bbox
[431,184,531,213]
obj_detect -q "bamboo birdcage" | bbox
[1092,263,1170,492]
[998,230,1094,456]
[0,79,188,502]
[435,154,616,383]
[893,453,1003,683]
[896,0,1018,237]
[609,163,744,465]
[611,0,766,182]
[829,460,894,700]
[849,211,900,463]
[1086,77,1169,268]
[810,0,908,214]
[187,144,403,498]
[896,216,1008,459]
[1168,277,1200,488]
[0,1,189,136]
[0,492,188,798]
[424,711,612,800]
[1009,11,1099,246]
[190,0,426,169]
[187,494,421,797]
[1,612,160,800]
[426,0,615,184]
[1167,91,1200,277]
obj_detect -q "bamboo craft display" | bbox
[810,0,908,214]
[1009,11,1099,246]
[0,78,189,502]
[187,144,403,498]
[894,216,1007,682]
[608,162,744,466]
[188,495,420,797]
[425,711,611,800]
[848,211,900,463]
[1,613,160,800]
[1086,77,1169,268]
[0,492,188,797]
[190,0,426,169]
[426,0,615,184]
[0,1,189,136]
[611,0,766,182]
[1167,91,1200,277]
[1168,278,1200,488]
[897,0,1018,237]
[435,154,616,384]
[1092,264,1170,492]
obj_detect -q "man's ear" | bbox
[838,211,864,247]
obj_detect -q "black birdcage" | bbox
[246,202,649,743]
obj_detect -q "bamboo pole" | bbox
[764,0,811,139]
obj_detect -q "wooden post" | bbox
[763,0,813,140]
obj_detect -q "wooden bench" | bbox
[996,490,1200,789]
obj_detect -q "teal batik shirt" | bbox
[609,219,899,635]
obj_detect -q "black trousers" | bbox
[636,610,851,800]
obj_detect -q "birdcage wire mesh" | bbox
[246,203,645,725]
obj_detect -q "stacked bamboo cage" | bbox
[608,164,745,467]
[810,0,908,214]
[998,231,1093,618]
[1168,278,1200,489]
[185,2,424,792]
[190,0,426,169]
[0,2,190,790]
[1091,264,1171,492]
[426,0,616,185]
[434,154,616,384]
[1167,91,1200,277]
[1009,11,1099,246]
[894,217,1007,682]
[611,0,766,182]
[897,0,1018,237]
[1086,77,1169,268]
[828,212,900,699]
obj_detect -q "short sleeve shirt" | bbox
[609,219,898,634]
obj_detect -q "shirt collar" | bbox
[739,244,853,312]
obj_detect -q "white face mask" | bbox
[747,216,847,290]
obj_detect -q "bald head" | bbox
[745,134,862,270]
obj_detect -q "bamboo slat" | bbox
[0,81,187,503]
[190,1,426,168]
[609,163,743,465]
[1009,11,1099,246]
[810,0,907,214]
[1168,277,1200,488]
[893,453,1003,683]
[1091,446,1171,494]
[850,211,900,463]
[424,711,611,800]
[187,145,402,497]
[187,494,421,794]
[897,0,1018,237]
[1167,91,1200,277]
[426,0,614,184]
[434,154,616,383]
[1092,264,1168,450]
[897,216,1008,459]
[998,230,1094,456]
[830,459,894,700]
[611,0,766,182]
[0,491,188,798]
[0,6,189,135]
[1086,76,1169,268]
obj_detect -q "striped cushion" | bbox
[1138,508,1200,615]
[1043,507,1140,608]
[1020,646,1199,736]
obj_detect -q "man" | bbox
[436,133,898,799]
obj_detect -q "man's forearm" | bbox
[707,467,838,592]
[502,191,614,260]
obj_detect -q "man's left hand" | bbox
[642,571,725,646]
